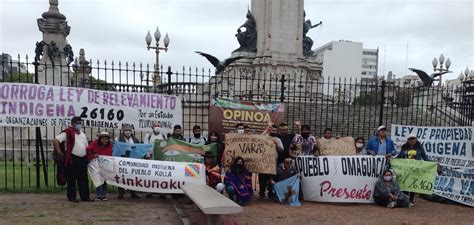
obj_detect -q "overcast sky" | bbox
[0,0,472,81]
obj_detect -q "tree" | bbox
[1,72,33,83]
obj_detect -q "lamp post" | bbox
[145,26,170,86]
[431,54,451,86]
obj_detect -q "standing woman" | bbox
[396,133,429,207]
[86,132,113,201]
[116,124,140,199]
[205,131,225,167]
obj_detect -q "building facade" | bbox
[314,40,379,83]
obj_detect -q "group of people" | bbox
[53,116,432,209]
[52,116,212,202]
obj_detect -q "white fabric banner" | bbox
[88,156,205,194]
[295,155,386,203]
[0,82,182,132]
[391,124,474,207]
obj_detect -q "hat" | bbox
[377,126,387,132]
[407,133,417,139]
[97,131,111,138]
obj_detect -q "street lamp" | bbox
[145,26,170,86]
[432,54,451,86]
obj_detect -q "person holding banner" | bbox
[289,125,320,158]
[188,125,207,145]
[366,126,396,158]
[116,124,141,199]
[52,116,92,203]
[205,131,225,167]
[144,122,166,153]
[273,158,298,183]
[373,170,410,208]
[86,132,113,201]
[396,133,430,207]
[259,124,284,200]
[355,137,367,155]
[277,121,301,165]
[224,156,253,205]
[204,151,221,189]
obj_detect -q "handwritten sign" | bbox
[391,159,438,195]
[223,133,277,175]
[0,82,182,133]
[318,137,356,156]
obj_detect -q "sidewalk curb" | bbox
[173,200,191,225]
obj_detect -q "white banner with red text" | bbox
[88,156,205,194]
[0,82,182,133]
[295,155,386,203]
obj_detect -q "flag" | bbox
[273,175,301,207]
[112,141,152,159]
[154,138,217,163]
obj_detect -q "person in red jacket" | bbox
[86,131,113,201]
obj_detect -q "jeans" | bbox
[226,186,236,201]
[96,183,107,198]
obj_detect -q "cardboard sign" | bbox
[318,137,356,156]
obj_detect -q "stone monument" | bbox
[215,0,323,101]
[36,0,73,86]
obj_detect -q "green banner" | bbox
[391,159,438,195]
[153,138,216,163]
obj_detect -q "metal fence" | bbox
[1,54,473,191]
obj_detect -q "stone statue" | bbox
[233,10,257,53]
[409,68,451,87]
[195,51,244,75]
[34,41,46,61]
[303,11,322,57]
[63,44,74,66]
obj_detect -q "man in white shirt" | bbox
[188,125,206,145]
[52,116,91,203]
[144,122,166,158]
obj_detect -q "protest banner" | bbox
[273,175,301,207]
[391,124,474,207]
[223,133,277,174]
[295,155,386,203]
[0,82,182,133]
[88,156,205,194]
[112,141,152,159]
[209,98,284,135]
[153,138,216,163]
[318,137,356,156]
[391,159,438,195]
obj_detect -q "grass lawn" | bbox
[0,160,117,193]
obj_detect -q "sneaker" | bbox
[409,203,415,208]
[102,198,108,201]
[95,198,102,202]
[387,202,397,208]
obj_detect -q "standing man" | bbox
[188,125,207,145]
[366,126,397,158]
[290,125,320,158]
[259,124,284,200]
[144,122,166,158]
[52,116,92,203]
[278,121,300,165]
[170,125,185,141]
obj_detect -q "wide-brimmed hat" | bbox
[97,131,111,138]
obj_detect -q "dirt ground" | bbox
[0,193,182,225]
[0,193,472,225]
[182,196,474,225]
